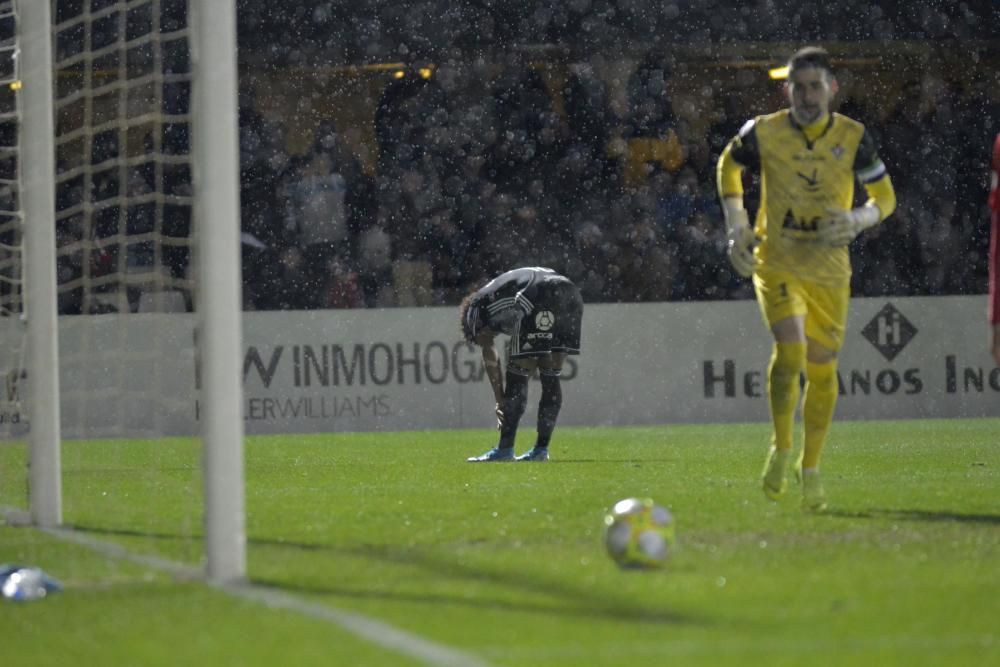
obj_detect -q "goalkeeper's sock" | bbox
[768,342,806,451]
[534,371,562,450]
[498,369,529,450]
[803,360,839,469]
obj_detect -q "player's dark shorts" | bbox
[508,278,583,359]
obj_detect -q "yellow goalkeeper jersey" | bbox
[724,109,888,286]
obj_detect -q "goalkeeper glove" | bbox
[817,205,881,247]
[721,197,757,278]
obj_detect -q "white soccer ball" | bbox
[604,497,676,569]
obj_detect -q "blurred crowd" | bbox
[43,0,1000,313]
[235,0,996,65]
[234,55,999,311]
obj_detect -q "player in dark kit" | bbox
[460,267,583,462]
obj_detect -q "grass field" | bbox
[1,419,999,666]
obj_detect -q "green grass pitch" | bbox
[1,419,998,666]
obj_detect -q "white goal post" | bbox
[189,0,245,583]
[20,0,62,529]
[15,0,246,583]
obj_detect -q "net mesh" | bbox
[53,0,192,316]
[0,1,206,563]
[48,0,196,439]
[0,0,24,435]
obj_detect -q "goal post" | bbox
[20,0,62,528]
[190,0,245,584]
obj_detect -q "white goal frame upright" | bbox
[20,0,61,529]
[190,0,246,584]
[18,0,246,583]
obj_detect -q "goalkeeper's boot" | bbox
[467,446,514,462]
[761,446,791,501]
[801,470,828,513]
[515,447,549,462]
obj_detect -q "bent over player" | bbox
[716,47,896,510]
[460,267,583,462]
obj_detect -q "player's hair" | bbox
[788,46,834,77]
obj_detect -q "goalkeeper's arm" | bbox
[716,143,758,277]
[819,174,897,247]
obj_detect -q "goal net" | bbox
[0,0,24,436]
[1,0,245,582]
[54,0,193,316]
[51,0,195,437]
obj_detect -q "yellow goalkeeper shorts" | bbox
[752,267,850,352]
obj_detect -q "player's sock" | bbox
[803,359,838,469]
[767,341,806,451]
[534,370,562,449]
[498,368,529,449]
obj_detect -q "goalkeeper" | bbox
[460,267,583,462]
[715,46,896,511]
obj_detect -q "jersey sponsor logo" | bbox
[527,332,554,340]
[781,209,820,232]
[796,168,821,192]
[535,310,555,331]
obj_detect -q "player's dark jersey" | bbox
[727,109,887,286]
[465,267,583,358]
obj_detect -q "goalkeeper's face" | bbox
[787,67,837,126]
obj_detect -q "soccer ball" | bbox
[604,497,676,569]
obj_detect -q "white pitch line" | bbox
[39,525,202,580]
[2,510,492,667]
[225,583,493,667]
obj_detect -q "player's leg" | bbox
[763,317,806,499]
[754,270,808,499]
[516,353,566,462]
[798,284,848,510]
[803,340,837,468]
[799,344,835,511]
[498,359,533,448]
[468,360,532,462]
[516,280,582,462]
[467,335,536,461]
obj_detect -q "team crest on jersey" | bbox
[535,310,555,331]
[831,144,845,159]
